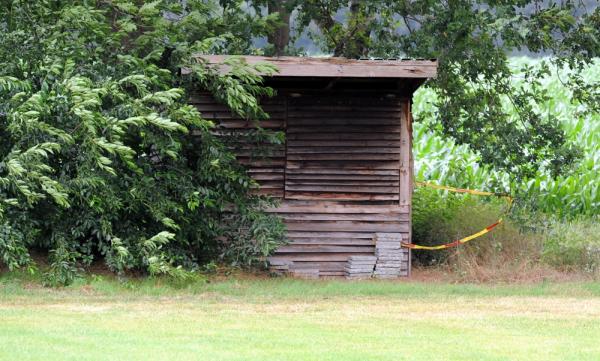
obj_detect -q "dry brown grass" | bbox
[413,212,593,284]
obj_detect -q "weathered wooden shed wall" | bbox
[191,56,435,278]
[190,93,413,277]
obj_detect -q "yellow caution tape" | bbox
[414,181,499,196]
[402,181,513,251]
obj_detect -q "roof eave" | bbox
[191,55,437,79]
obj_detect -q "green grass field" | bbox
[2,274,600,361]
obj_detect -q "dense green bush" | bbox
[411,187,467,266]
[0,1,285,285]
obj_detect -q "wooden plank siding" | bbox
[191,92,412,277]
[285,96,402,202]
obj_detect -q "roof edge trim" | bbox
[190,55,437,79]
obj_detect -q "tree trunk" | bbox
[267,0,291,56]
[336,0,371,58]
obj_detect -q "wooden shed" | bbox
[191,56,437,278]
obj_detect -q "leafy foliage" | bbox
[413,58,600,217]
[0,0,285,284]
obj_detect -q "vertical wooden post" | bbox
[399,100,413,276]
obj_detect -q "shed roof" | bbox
[195,55,437,79]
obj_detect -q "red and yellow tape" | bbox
[402,181,513,251]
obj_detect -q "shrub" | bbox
[0,1,286,285]
[412,187,600,281]
[541,217,600,275]
[411,187,468,266]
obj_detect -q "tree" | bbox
[0,0,285,285]
[264,0,600,181]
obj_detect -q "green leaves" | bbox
[145,113,188,133]
[0,0,285,285]
[138,1,163,18]
[143,231,175,252]
[0,224,31,271]
[413,58,600,218]
[141,89,184,106]
[192,56,276,120]
[0,76,30,94]
[0,142,67,207]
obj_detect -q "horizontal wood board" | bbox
[285,96,403,202]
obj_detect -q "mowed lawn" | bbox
[2,274,600,361]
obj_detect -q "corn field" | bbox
[413,58,599,217]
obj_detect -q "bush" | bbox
[541,217,600,275]
[412,187,516,265]
[0,1,286,285]
[411,187,467,266]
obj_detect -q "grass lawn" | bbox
[1,273,600,361]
